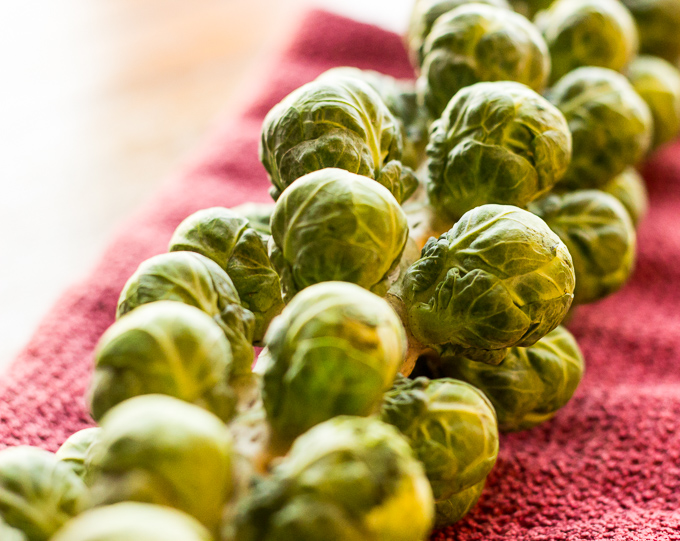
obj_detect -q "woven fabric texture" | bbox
[1,9,679,541]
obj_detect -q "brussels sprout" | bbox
[50,503,212,541]
[426,81,572,220]
[0,518,26,541]
[87,395,234,533]
[434,479,485,528]
[535,0,638,84]
[407,0,511,68]
[230,202,274,239]
[622,0,680,64]
[262,282,406,445]
[547,67,653,190]
[260,72,418,203]
[627,56,680,149]
[0,447,88,541]
[417,4,550,118]
[90,301,236,422]
[438,326,584,431]
[381,376,498,505]
[318,67,430,169]
[117,251,255,374]
[226,416,434,541]
[392,205,575,368]
[55,428,101,481]
[168,207,284,341]
[269,169,409,301]
[530,190,636,304]
[602,167,649,227]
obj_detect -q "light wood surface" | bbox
[0,1,412,367]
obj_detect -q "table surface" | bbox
[0,0,413,368]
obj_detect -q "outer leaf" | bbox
[434,479,485,528]
[55,428,101,481]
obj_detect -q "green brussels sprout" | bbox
[535,0,638,84]
[0,447,89,541]
[547,67,653,190]
[318,67,431,169]
[426,81,572,220]
[381,376,498,506]
[90,301,236,422]
[407,0,511,68]
[0,518,26,541]
[393,205,575,364]
[269,169,409,301]
[417,4,550,118]
[434,479,485,528]
[621,0,680,64]
[168,207,284,341]
[627,56,680,149]
[262,282,406,445]
[230,201,274,239]
[260,72,418,203]
[87,395,234,534]
[55,428,101,481]
[50,503,212,541]
[438,325,584,431]
[117,251,255,374]
[601,167,649,227]
[226,416,434,541]
[530,190,636,304]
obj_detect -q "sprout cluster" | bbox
[9,0,680,537]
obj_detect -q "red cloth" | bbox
[1,9,679,540]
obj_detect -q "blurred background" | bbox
[0,0,414,367]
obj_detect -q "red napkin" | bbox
[2,9,679,540]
